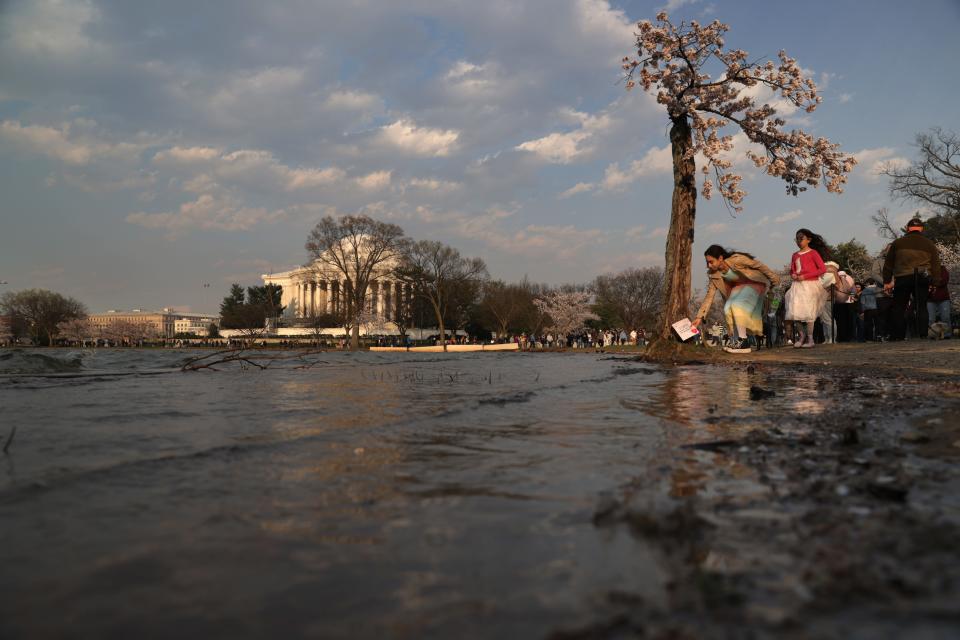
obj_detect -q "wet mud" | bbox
[567,354,960,639]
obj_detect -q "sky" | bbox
[2,0,959,313]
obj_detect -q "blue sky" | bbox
[2,0,959,312]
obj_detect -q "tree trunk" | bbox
[658,115,697,340]
[432,300,447,352]
[351,323,360,351]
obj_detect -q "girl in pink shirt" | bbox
[783,229,829,347]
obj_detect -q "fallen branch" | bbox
[181,348,330,372]
[3,426,16,454]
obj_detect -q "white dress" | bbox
[784,279,823,321]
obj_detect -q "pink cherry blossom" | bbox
[623,13,857,212]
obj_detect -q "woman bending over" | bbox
[692,245,780,354]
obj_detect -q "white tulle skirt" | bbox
[784,279,824,322]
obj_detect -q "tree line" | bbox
[216,214,667,351]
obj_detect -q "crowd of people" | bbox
[691,218,952,353]
[514,328,649,350]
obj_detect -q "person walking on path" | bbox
[784,229,828,348]
[882,217,942,340]
[691,245,780,354]
[927,265,951,337]
[833,268,857,342]
[860,278,881,341]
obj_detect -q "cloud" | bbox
[659,0,701,12]
[409,205,607,259]
[649,227,668,239]
[599,144,672,191]
[851,147,910,182]
[516,109,613,164]
[838,93,853,104]
[597,251,663,273]
[152,145,348,191]
[774,209,803,223]
[355,170,392,191]
[0,119,153,165]
[375,119,460,157]
[400,177,462,194]
[704,222,729,233]
[624,225,646,239]
[559,182,595,198]
[4,0,104,56]
[153,146,221,164]
[126,193,286,233]
[323,89,382,112]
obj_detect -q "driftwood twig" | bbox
[3,426,16,454]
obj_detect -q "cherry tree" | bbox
[935,241,960,313]
[57,317,93,346]
[622,12,857,343]
[534,291,599,340]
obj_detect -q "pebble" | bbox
[835,485,850,497]
[900,432,931,444]
[354,447,365,455]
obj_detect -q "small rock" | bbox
[953,440,960,449]
[867,482,909,502]
[924,417,943,425]
[835,485,850,497]
[749,385,776,400]
[900,432,931,444]
[746,364,756,374]
[840,427,859,446]
[848,506,871,516]
[353,447,365,455]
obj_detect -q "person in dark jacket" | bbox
[882,217,942,340]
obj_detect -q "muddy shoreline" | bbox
[559,343,960,638]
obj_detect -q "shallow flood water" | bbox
[0,348,910,638]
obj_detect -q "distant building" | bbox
[263,252,409,323]
[258,242,425,338]
[88,309,219,339]
[174,315,218,336]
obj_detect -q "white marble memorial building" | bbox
[261,250,416,336]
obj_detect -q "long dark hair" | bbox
[704,244,755,260]
[796,228,832,261]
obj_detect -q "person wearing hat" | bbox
[882,217,942,340]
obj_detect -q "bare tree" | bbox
[478,280,525,338]
[884,128,960,221]
[0,288,87,346]
[305,215,406,350]
[870,207,903,241]
[394,240,487,351]
[593,267,664,332]
[622,12,856,345]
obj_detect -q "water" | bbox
[0,348,894,638]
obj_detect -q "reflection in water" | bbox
[0,350,889,638]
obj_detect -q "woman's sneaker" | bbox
[724,338,752,354]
